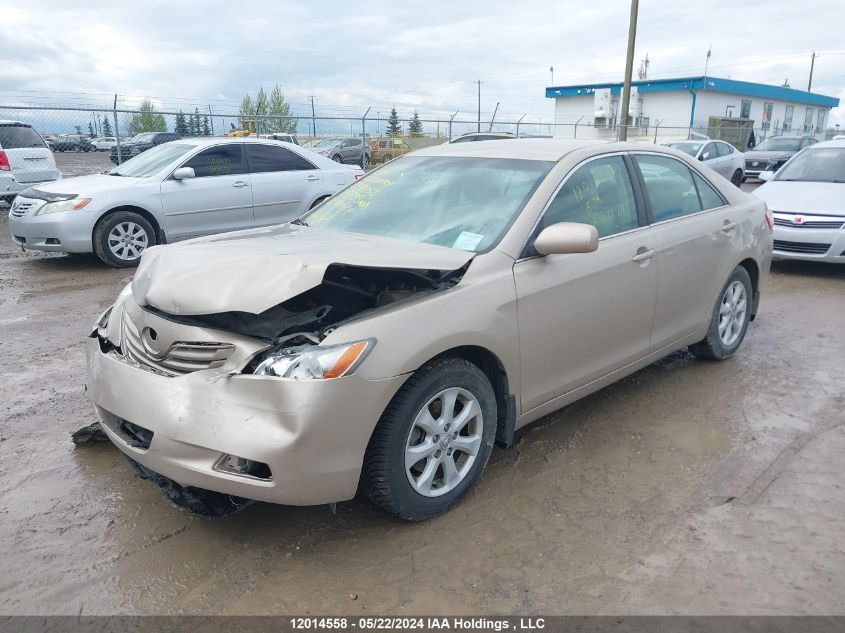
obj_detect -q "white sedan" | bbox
[754,139,845,263]
[665,139,745,186]
[9,138,363,266]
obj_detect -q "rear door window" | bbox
[716,143,733,157]
[634,154,703,222]
[183,144,246,177]
[542,156,640,238]
[246,144,295,173]
[0,124,46,149]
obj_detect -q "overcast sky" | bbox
[2,0,843,124]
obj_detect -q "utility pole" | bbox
[618,0,639,141]
[309,96,317,138]
[808,51,817,92]
[477,80,482,132]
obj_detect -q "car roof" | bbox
[0,120,30,126]
[415,138,613,161]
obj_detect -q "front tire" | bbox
[361,358,497,521]
[93,210,156,267]
[730,169,743,187]
[690,266,752,360]
[332,153,342,163]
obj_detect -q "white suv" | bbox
[0,121,61,204]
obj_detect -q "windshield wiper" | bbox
[290,218,308,226]
[108,171,125,176]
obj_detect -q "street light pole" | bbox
[808,51,817,92]
[618,0,639,141]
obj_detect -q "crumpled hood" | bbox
[745,150,793,164]
[132,224,474,315]
[754,181,845,216]
[24,173,147,197]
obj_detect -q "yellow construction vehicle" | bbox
[227,120,257,137]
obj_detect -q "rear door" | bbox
[0,123,59,184]
[160,143,254,240]
[246,143,324,225]
[514,154,658,411]
[631,153,741,348]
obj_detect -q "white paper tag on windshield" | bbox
[453,231,483,251]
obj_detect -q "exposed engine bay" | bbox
[143,262,470,344]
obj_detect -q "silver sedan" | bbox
[666,139,745,186]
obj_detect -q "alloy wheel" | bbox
[718,280,747,346]
[404,387,484,497]
[107,221,149,261]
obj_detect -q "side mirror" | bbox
[759,170,775,182]
[534,222,598,256]
[700,153,709,160]
[172,167,196,180]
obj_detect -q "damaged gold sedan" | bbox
[87,140,772,520]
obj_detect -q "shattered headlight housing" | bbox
[249,339,374,379]
[94,305,113,336]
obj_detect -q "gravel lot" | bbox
[0,163,843,616]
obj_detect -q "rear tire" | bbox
[361,358,497,521]
[730,169,743,187]
[93,210,157,268]
[690,266,752,360]
[309,195,330,210]
[332,153,342,163]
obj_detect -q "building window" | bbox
[817,110,826,133]
[783,105,794,131]
[740,100,752,119]
[761,102,773,130]
[804,108,815,132]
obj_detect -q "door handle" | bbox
[305,175,319,181]
[631,248,656,263]
[721,221,738,232]
[233,181,248,188]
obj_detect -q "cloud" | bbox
[1,0,842,125]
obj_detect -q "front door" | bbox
[515,155,659,412]
[160,143,254,240]
[245,143,324,225]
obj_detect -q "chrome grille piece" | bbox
[9,200,37,218]
[120,311,234,377]
[773,218,844,229]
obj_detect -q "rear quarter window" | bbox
[0,125,46,149]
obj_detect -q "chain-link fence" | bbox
[1,103,840,194]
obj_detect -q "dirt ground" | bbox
[1,194,844,616]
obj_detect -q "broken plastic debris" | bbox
[71,421,109,446]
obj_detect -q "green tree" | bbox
[187,113,196,136]
[386,107,401,137]
[202,116,211,136]
[88,122,96,138]
[101,116,112,136]
[129,98,167,134]
[239,94,254,129]
[175,110,189,136]
[193,109,203,136]
[408,110,423,137]
[75,125,83,136]
[266,85,296,133]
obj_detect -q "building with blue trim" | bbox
[545,76,839,136]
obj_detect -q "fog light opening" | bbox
[213,454,272,481]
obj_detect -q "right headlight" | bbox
[249,339,375,380]
[35,198,92,215]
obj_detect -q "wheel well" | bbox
[93,206,164,244]
[738,258,760,319]
[429,345,516,447]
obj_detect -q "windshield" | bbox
[667,142,702,157]
[109,143,193,177]
[315,139,341,148]
[754,137,802,152]
[303,155,554,253]
[129,132,156,143]
[774,148,845,183]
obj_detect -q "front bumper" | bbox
[772,219,845,263]
[8,197,97,253]
[86,337,407,506]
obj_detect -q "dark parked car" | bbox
[110,132,181,164]
[743,136,818,180]
[48,136,95,152]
